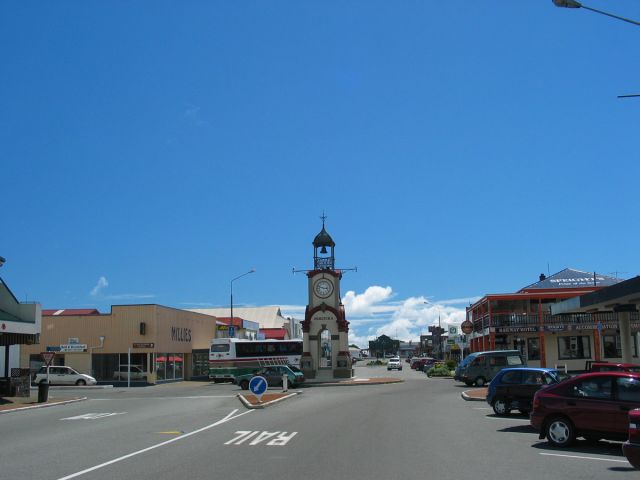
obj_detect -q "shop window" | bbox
[527,338,540,360]
[603,334,638,359]
[558,336,591,360]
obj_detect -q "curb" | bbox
[237,392,300,409]
[30,385,114,391]
[461,391,486,402]
[0,397,88,415]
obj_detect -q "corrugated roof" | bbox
[518,268,622,292]
[261,328,287,339]
[188,306,288,329]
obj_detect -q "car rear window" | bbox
[506,356,523,366]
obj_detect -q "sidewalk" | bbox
[0,393,86,414]
[461,387,487,402]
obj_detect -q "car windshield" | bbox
[548,370,571,383]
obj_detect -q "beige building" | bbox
[21,305,218,384]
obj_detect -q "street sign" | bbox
[60,344,87,352]
[449,326,458,336]
[249,376,268,402]
[41,352,55,366]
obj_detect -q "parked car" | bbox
[34,366,97,386]
[412,357,436,372]
[454,350,525,387]
[623,408,640,469]
[588,361,640,373]
[530,371,640,447]
[234,365,305,390]
[113,365,147,381]
[387,357,402,371]
[487,367,570,416]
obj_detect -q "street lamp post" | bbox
[552,0,640,26]
[230,269,255,337]
[424,301,444,360]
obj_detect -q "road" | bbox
[0,364,636,480]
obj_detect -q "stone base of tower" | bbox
[334,351,354,378]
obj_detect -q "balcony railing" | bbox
[471,311,639,332]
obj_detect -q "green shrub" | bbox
[445,360,457,371]
[367,360,387,366]
[427,365,452,377]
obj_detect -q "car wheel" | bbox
[240,380,249,390]
[546,416,575,447]
[464,381,474,387]
[492,399,510,416]
[475,377,486,387]
[75,379,86,386]
[289,382,297,389]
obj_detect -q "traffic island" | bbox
[0,395,87,414]
[461,387,487,402]
[238,392,300,409]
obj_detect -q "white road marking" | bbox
[472,407,492,410]
[225,431,298,446]
[540,453,628,463]
[56,409,253,480]
[61,413,127,420]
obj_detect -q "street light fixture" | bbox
[552,0,640,26]
[230,269,255,337]
[424,301,444,360]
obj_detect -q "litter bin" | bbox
[37,381,49,403]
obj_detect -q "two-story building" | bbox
[466,268,639,371]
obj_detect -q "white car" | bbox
[34,366,97,386]
[387,357,403,371]
[113,365,147,381]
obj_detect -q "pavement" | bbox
[238,375,404,408]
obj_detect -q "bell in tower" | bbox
[313,215,335,270]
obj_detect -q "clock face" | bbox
[314,279,333,298]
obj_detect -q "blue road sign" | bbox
[249,376,268,401]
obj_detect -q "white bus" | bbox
[209,338,303,382]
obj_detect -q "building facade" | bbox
[21,305,218,383]
[467,269,639,371]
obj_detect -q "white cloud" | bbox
[90,276,108,297]
[89,276,154,301]
[281,285,476,348]
[342,286,393,315]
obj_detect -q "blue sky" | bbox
[2,1,639,347]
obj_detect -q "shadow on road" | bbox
[531,439,626,458]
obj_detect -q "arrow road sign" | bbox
[249,376,268,402]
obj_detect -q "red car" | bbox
[530,371,640,447]
[623,408,640,469]
[589,362,640,373]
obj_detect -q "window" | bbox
[572,377,613,400]
[500,371,522,384]
[617,377,640,402]
[211,343,230,353]
[523,371,544,385]
[602,334,638,358]
[558,336,591,360]
[527,338,540,360]
[489,356,507,367]
[506,355,523,366]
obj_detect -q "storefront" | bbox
[20,305,218,383]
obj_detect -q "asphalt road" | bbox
[0,364,637,480]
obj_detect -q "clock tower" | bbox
[300,218,352,380]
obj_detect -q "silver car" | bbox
[34,366,97,386]
[387,357,403,371]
